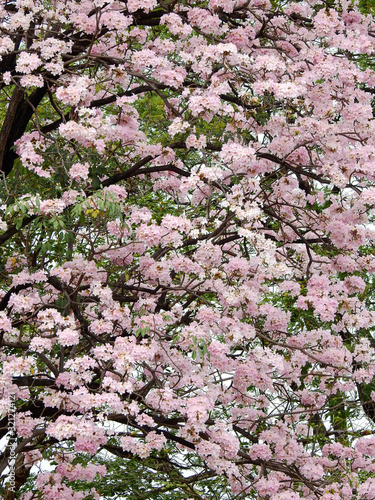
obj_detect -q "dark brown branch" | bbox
[41,84,169,134]
[0,215,37,247]
[0,85,47,176]
[0,283,32,311]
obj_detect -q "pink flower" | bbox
[16,52,42,73]
[127,0,157,14]
[57,328,80,346]
[40,199,66,215]
[68,162,90,181]
[249,443,272,461]
[300,462,324,480]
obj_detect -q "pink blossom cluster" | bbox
[3,0,375,497]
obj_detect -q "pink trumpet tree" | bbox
[1,0,375,498]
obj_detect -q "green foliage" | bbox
[359,0,375,15]
[19,452,230,500]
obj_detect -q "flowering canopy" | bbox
[1,0,375,498]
